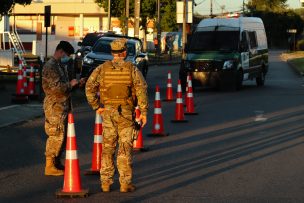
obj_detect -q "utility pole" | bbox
[182,0,187,59]
[220,5,225,16]
[210,0,213,18]
[243,0,245,13]
[134,0,140,38]
[108,0,111,31]
[126,0,129,36]
[157,0,161,56]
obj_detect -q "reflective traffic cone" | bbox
[171,80,188,123]
[56,113,89,198]
[147,85,169,137]
[11,60,28,103]
[85,112,103,175]
[28,64,39,100]
[17,61,25,95]
[22,65,28,95]
[184,73,190,106]
[163,71,174,102]
[185,76,198,115]
[133,106,149,151]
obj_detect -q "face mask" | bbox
[61,55,70,63]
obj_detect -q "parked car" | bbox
[180,17,268,90]
[81,36,148,78]
[75,31,115,72]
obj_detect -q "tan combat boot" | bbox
[120,183,136,193]
[101,183,111,192]
[45,157,64,176]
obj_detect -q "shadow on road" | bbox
[125,105,304,202]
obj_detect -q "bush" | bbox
[297,39,304,50]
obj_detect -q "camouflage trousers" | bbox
[44,100,68,158]
[100,107,134,185]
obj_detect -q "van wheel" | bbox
[236,69,243,90]
[142,65,148,79]
[256,70,265,86]
[179,72,187,91]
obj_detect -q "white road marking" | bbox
[0,105,20,111]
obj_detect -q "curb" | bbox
[0,114,43,129]
[286,60,304,76]
[0,104,44,129]
[149,61,181,66]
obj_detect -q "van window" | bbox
[241,31,249,52]
[92,38,134,56]
[248,31,257,48]
[189,29,239,52]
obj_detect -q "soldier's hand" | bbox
[139,115,147,127]
[79,77,87,87]
[70,79,78,87]
[96,107,105,115]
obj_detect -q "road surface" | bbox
[1,50,304,203]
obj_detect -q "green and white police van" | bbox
[180,17,268,90]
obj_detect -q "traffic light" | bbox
[44,6,51,27]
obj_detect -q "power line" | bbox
[194,0,207,6]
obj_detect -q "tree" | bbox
[159,0,178,32]
[94,0,177,32]
[1,0,32,17]
[95,0,156,50]
[245,0,304,48]
[247,0,287,12]
[95,0,134,19]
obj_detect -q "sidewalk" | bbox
[281,51,304,76]
[0,78,86,129]
[0,104,43,128]
[148,52,182,65]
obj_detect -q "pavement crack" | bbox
[0,173,19,182]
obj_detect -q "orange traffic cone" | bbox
[11,60,28,103]
[56,113,89,198]
[17,61,25,95]
[85,112,103,175]
[171,80,188,123]
[22,65,28,95]
[147,85,169,137]
[28,64,39,100]
[133,106,149,151]
[185,76,198,115]
[163,71,174,102]
[184,73,190,106]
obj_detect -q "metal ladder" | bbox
[5,31,27,66]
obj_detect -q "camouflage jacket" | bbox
[85,59,148,116]
[42,57,71,106]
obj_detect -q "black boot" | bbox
[54,156,65,170]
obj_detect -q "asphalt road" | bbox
[1,50,304,203]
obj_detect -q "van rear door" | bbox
[240,31,250,80]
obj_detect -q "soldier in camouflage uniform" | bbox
[42,41,79,176]
[85,38,148,193]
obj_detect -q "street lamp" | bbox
[108,0,111,31]
[126,0,129,36]
[157,0,161,56]
[182,0,187,58]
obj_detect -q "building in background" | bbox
[2,0,157,55]
[11,0,107,56]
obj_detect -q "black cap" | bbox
[56,41,75,55]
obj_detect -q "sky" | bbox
[195,0,301,15]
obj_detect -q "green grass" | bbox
[289,58,304,74]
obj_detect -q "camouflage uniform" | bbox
[86,55,148,185]
[42,57,71,158]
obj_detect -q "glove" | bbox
[138,115,147,127]
[96,107,105,115]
